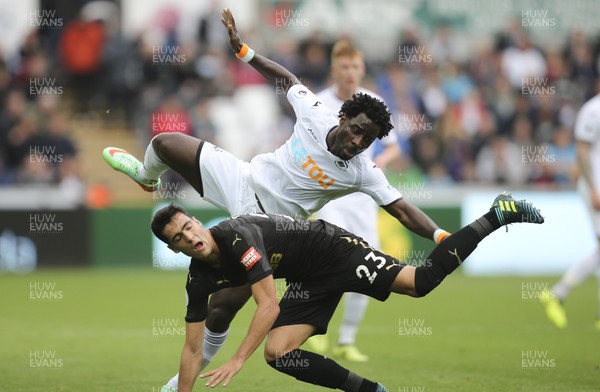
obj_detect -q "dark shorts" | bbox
[271,242,405,335]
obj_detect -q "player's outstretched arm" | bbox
[383,199,449,243]
[221,8,300,94]
[177,321,205,392]
[201,275,279,388]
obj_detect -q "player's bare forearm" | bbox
[221,8,299,93]
[232,297,278,362]
[384,199,439,240]
[202,277,279,387]
[249,54,300,93]
[178,322,205,392]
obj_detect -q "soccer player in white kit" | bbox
[103,9,450,391]
[305,40,401,362]
[540,93,600,329]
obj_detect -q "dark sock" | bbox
[267,349,377,391]
[414,224,482,297]
[469,210,502,239]
[358,379,378,392]
[344,372,378,392]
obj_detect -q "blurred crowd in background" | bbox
[1,0,599,197]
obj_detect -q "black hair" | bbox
[339,93,393,139]
[151,203,190,244]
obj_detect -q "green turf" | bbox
[1,268,599,391]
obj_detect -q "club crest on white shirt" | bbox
[294,89,308,98]
[335,160,349,170]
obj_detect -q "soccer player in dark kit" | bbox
[104,9,453,389]
[151,193,544,392]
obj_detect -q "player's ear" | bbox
[339,115,348,127]
[167,244,180,253]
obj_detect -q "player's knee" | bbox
[205,306,236,331]
[151,133,168,159]
[152,133,197,160]
[263,344,299,363]
[151,133,167,150]
[263,345,277,362]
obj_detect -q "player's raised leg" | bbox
[102,145,162,192]
[103,133,204,193]
[391,193,544,297]
[147,133,204,193]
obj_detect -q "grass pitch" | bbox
[1,268,599,391]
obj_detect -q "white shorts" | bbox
[578,177,600,237]
[198,142,261,216]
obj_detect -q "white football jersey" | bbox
[574,94,600,188]
[315,86,398,247]
[247,84,402,218]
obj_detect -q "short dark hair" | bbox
[339,93,393,139]
[151,203,190,244]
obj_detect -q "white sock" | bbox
[338,293,369,346]
[165,359,210,389]
[203,327,229,361]
[165,373,179,389]
[138,136,168,182]
[553,249,600,300]
[165,328,229,389]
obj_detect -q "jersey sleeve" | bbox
[185,272,213,323]
[232,225,273,285]
[359,159,403,206]
[287,84,338,139]
[575,102,600,143]
[287,84,320,113]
